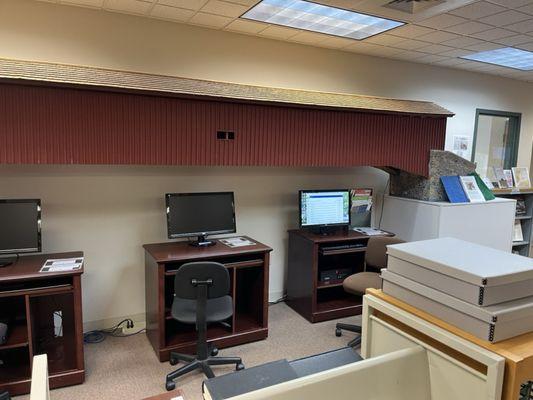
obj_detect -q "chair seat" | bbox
[343,272,382,295]
[171,295,233,324]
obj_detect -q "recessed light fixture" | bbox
[461,47,533,71]
[241,0,405,40]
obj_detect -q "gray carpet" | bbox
[17,302,360,400]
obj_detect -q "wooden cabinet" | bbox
[0,253,84,396]
[143,237,272,362]
[286,229,372,323]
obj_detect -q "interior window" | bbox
[472,109,521,180]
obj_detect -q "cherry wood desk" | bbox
[368,288,533,400]
[0,252,84,396]
[287,229,393,323]
[144,237,272,362]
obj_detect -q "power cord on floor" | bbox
[83,318,146,344]
[269,295,287,305]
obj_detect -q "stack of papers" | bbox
[352,227,387,236]
[220,237,256,248]
[40,257,84,273]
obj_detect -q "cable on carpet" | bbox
[83,318,146,344]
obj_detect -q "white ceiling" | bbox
[37,0,533,82]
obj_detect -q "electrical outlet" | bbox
[121,320,146,334]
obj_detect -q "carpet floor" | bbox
[16,302,361,400]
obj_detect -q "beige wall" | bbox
[0,165,387,326]
[1,0,533,326]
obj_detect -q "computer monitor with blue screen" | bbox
[299,190,351,229]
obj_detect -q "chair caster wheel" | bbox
[169,356,179,366]
[236,363,245,371]
[335,328,342,337]
[211,347,219,356]
[166,381,176,391]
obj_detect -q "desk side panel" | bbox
[145,252,162,355]
[286,233,315,321]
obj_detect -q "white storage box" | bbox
[381,269,533,342]
[387,238,533,306]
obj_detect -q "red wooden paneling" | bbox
[0,83,446,176]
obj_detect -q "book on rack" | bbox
[516,196,527,216]
[504,169,514,188]
[513,220,524,242]
[441,176,468,203]
[492,167,508,189]
[459,176,485,203]
[512,167,531,189]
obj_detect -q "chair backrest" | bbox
[365,236,405,269]
[30,354,50,400]
[174,261,230,300]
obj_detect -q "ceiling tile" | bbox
[289,31,328,45]
[479,10,531,26]
[464,41,505,51]
[364,34,405,46]
[200,0,248,17]
[259,25,298,40]
[505,19,533,33]
[319,37,355,49]
[417,30,461,43]
[343,42,388,54]
[389,50,428,60]
[493,33,533,44]
[518,3,533,14]
[224,19,266,34]
[445,21,493,34]
[394,39,432,50]
[60,0,104,7]
[151,4,194,21]
[388,25,434,39]
[471,27,516,40]
[189,11,232,28]
[413,54,449,64]
[448,1,506,19]
[439,48,475,57]
[104,0,152,14]
[486,0,532,8]
[417,43,455,54]
[432,58,469,67]
[222,0,258,5]
[158,0,207,11]
[517,42,533,51]
[441,35,485,48]
[417,13,468,29]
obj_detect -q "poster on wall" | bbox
[452,135,470,159]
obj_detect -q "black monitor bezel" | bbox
[299,189,352,228]
[165,192,237,239]
[0,198,42,255]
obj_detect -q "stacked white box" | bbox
[382,237,533,342]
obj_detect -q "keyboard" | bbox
[321,243,365,251]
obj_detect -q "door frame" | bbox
[471,109,521,169]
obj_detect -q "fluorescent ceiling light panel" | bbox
[241,0,404,40]
[461,47,533,70]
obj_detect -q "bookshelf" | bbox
[493,188,533,257]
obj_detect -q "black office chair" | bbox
[0,391,10,400]
[165,262,244,391]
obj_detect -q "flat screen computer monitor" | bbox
[299,190,351,229]
[0,199,42,266]
[166,192,236,247]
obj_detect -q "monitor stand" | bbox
[189,235,217,248]
[0,254,18,268]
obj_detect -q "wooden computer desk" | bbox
[144,237,272,362]
[143,388,184,400]
[367,288,533,400]
[286,229,393,323]
[0,253,85,396]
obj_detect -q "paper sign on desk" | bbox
[40,257,83,272]
[220,237,256,248]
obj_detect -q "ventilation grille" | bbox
[385,0,447,14]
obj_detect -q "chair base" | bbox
[335,322,362,348]
[165,348,244,391]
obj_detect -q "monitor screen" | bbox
[300,190,350,227]
[0,199,42,254]
[166,192,236,239]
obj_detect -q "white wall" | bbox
[1,0,533,326]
